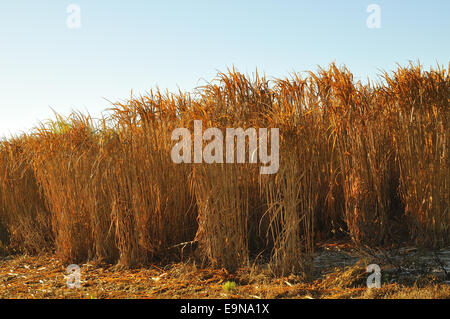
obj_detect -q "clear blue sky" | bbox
[1,0,449,137]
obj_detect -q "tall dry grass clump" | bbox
[191,70,272,271]
[0,62,447,273]
[28,113,117,263]
[193,163,262,271]
[101,93,197,267]
[262,73,342,277]
[316,64,400,246]
[0,137,53,253]
[386,63,449,247]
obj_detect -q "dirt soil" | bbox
[1,242,449,299]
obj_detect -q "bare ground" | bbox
[1,242,449,299]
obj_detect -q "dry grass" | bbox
[26,113,116,263]
[385,63,449,248]
[319,65,400,245]
[0,136,53,254]
[0,62,448,279]
[102,94,197,267]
